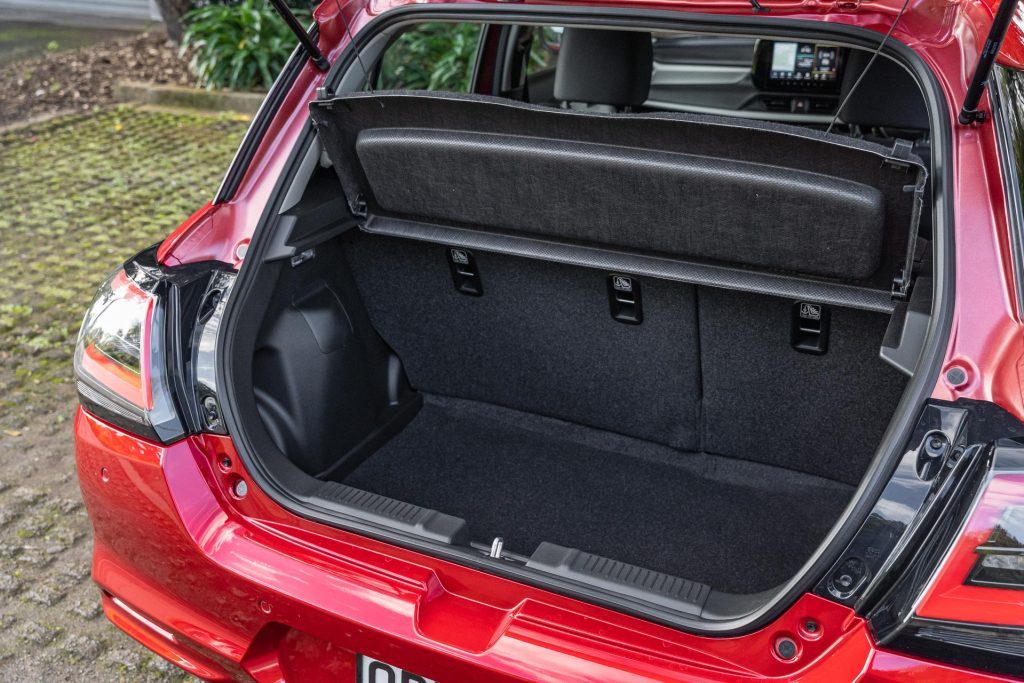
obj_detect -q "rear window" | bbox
[526,26,561,76]
[377,22,483,92]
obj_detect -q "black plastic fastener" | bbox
[829,556,869,599]
[924,434,948,459]
[202,396,221,429]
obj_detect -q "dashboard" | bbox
[753,40,844,93]
[646,36,849,123]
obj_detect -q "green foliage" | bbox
[528,26,561,73]
[182,0,309,91]
[378,23,482,92]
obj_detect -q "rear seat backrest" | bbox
[342,233,704,451]
[340,231,907,484]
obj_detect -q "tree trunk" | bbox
[153,0,191,43]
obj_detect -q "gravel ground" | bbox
[0,31,195,126]
[0,106,248,681]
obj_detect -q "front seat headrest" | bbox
[554,28,653,108]
[838,50,928,130]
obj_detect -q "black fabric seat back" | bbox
[310,91,926,287]
[342,232,703,450]
[338,231,906,484]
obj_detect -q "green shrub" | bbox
[182,0,310,91]
[378,23,482,92]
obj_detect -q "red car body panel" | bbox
[75,409,1018,681]
[87,0,1024,679]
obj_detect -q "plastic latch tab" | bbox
[447,247,482,296]
[791,301,830,354]
[608,274,643,324]
[884,138,914,170]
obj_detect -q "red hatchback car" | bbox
[73,0,1024,679]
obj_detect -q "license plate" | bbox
[357,654,435,683]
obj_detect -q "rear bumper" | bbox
[74,407,1011,682]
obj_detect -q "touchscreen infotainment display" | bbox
[769,42,839,83]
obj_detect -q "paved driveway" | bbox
[0,106,248,681]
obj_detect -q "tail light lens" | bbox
[75,264,183,442]
[966,504,1024,590]
[76,270,153,410]
[916,472,1024,625]
[877,448,1024,677]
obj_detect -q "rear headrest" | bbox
[838,51,928,130]
[553,29,653,108]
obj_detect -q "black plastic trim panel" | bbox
[887,619,1024,677]
[314,481,469,544]
[527,543,711,616]
[814,402,973,608]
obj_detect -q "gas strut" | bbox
[959,0,1018,124]
[267,0,330,71]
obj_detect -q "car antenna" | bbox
[959,0,1019,124]
[267,0,330,71]
[825,0,911,135]
[749,0,769,13]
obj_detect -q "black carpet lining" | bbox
[342,394,855,594]
[341,232,907,484]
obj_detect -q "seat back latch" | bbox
[608,274,643,324]
[447,248,483,296]
[791,301,830,354]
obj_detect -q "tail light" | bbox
[966,504,1024,591]
[75,262,183,442]
[915,470,1024,624]
[874,443,1024,676]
